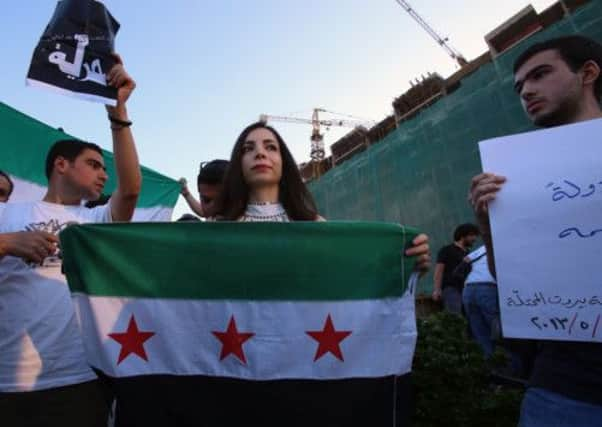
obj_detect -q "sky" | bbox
[1,0,556,219]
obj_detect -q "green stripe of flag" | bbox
[0,102,179,208]
[60,222,418,300]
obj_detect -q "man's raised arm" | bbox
[105,54,142,222]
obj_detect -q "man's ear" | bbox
[580,59,600,90]
[53,156,69,176]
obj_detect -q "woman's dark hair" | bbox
[216,122,318,221]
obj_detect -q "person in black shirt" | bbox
[470,36,602,427]
[432,223,479,313]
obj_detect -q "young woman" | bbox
[216,122,319,222]
[215,122,431,271]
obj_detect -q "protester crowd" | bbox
[1,35,601,426]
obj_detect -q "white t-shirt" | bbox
[465,245,496,285]
[0,201,111,392]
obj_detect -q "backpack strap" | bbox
[469,251,487,264]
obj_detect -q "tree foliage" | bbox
[412,312,524,427]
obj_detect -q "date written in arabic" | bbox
[530,313,601,338]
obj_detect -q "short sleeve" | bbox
[436,246,449,264]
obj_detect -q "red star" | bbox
[108,315,155,365]
[212,316,255,365]
[306,314,352,362]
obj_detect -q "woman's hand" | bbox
[405,233,431,276]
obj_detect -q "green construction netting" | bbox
[309,1,602,294]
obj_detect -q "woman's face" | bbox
[241,128,283,189]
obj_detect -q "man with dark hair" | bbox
[432,223,480,313]
[180,159,229,219]
[44,139,104,180]
[0,56,141,426]
[0,170,14,202]
[513,35,602,127]
[470,35,602,426]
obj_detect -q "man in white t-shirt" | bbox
[0,55,141,426]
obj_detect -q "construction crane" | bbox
[394,0,468,67]
[259,108,374,174]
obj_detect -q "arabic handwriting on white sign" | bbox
[529,313,601,339]
[546,179,602,240]
[506,290,602,310]
[547,179,602,202]
[48,34,107,86]
[479,118,602,342]
[558,226,602,239]
[508,290,602,340]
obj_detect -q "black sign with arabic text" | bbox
[26,0,120,105]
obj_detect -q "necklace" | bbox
[241,202,289,222]
[247,201,278,206]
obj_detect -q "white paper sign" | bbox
[479,118,602,342]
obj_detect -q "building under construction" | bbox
[305,0,601,295]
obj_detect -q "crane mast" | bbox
[260,108,374,175]
[395,0,467,67]
[309,108,324,164]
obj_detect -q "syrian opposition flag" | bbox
[0,102,179,221]
[26,0,120,105]
[60,222,419,426]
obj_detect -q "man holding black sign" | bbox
[0,56,140,426]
